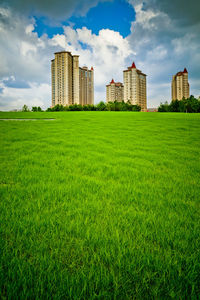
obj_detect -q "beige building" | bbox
[123,62,147,111]
[171,68,189,100]
[79,66,94,105]
[51,51,94,106]
[106,79,124,103]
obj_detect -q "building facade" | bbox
[79,66,94,105]
[171,68,189,101]
[51,51,94,107]
[123,62,147,111]
[106,79,124,103]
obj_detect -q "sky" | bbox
[0,0,200,110]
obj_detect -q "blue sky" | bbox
[0,0,200,110]
[34,0,135,38]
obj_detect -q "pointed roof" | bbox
[91,66,94,71]
[183,68,188,73]
[131,62,136,68]
[110,78,115,84]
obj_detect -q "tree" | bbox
[96,101,107,111]
[37,106,42,112]
[158,101,169,112]
[186,96,200,113]
[169,99,179,112]
[22,104,29,112]
[52,104,64,111]
[32,106,42,112]
[132,105,141,111]
[68,104,83,111]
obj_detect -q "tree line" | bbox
[22,101,141,112]
[158,96,200,113]
[47,101,141,112]
[22,96,200,113]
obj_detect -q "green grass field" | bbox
[0,111,200,299]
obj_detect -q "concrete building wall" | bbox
[73,56,80,105]
[171,68,190,101]
[51,59,55,107]
[51,51,74,106]
[123,62,147,111]
[106,80,124,103]
[90,68,94,105]
[79,67,94,105]
[66,52,73,105]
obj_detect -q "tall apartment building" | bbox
[51,51,94,106]
[79,66,94,105]
[123,62,147,111]
[171,68,189,100]
[106,79,124,103]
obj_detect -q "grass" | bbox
[0,111,200,299]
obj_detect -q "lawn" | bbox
[0,111,200,299]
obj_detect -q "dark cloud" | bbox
[127,0,200,106]
[1,0,111,20]
[143,0,200,26]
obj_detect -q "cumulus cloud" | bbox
[0,6,134,110]
[127,0,200,106]
[0,7,56,110]
[51,26,135,102]
[0,79,50,111]
[0,8,51,83]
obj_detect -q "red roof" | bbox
[110,78,115,84]
[183,68,188,73]
[91,66,94,70]
[131,62,136,68]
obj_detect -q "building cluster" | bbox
[106,62,147,111]
[51,51,94,107]
[51,51,190,109]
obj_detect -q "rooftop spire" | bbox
[110,78,115,84]
[183,68,188,73]
[131,62,136,68]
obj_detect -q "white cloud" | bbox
[51,26,135,92]
[0,6,135,109]
[134,4,160,30]
[25,24,35,34]
[0,79,50,111]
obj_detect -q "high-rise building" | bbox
[51,51,94,107]
[106,79,124,103]
[123,62,147,111]
[79,66,94,105]
[171,68,189,101]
